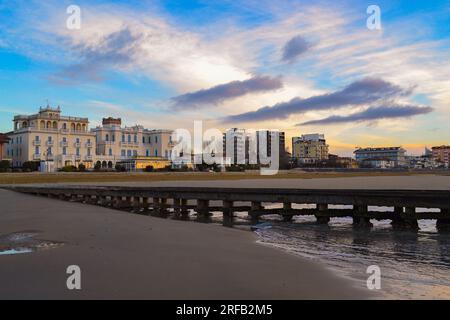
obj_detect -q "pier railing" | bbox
[6,185,450,231]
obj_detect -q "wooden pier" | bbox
[5,185,450,231]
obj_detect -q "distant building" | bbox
[222,129,286,166]
[354,147,406,168]
[432,146,450,168]
[325,154,358,168]
[292,134,329,165]
[0,133,10,161]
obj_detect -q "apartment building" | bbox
[431,145,450,168]
[353,147,406,168]
[6,106,96,169]
[292,134,329,164]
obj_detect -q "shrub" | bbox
[115,163,126,172]
[22,161,40,172]
[78,163,86,172]
[144,165,154,172]
[0,160,11,172]
[60,165,77,172]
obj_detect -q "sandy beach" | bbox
[0,188,370,299]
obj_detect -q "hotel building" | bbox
[92,117,174,165]
[6,106,96,169]
[292,134,329,164]
[5,107,175,171]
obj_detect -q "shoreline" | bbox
[0,189,371,299]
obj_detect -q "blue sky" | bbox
[1,0,449,155]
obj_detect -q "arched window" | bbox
[105,134,109,142]
[46,121,51,129]
[128,134,131,143]
[40,120,45,129]
[71,123,75,131]
[52,121,57,129]
[109,148,112,156]
[62,123,67,130]
[134,135,137,143]
[122,134,125,142]
[76,123,81,131]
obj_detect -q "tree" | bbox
[94,162,102,171]
[78,163,86,172]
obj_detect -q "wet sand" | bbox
[59,174,450,190]
[0,189,371,300]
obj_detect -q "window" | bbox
[122,134,125,142]
[133,150,137,156]
[63,123,67,130]
[121,150,126,157]
[142,136,145,144]
[112,134,115,142]
[76,148,80,156]
[155,136,158,143]
[62,147,67,155]
[128,134,131,143]
[35,136,39,142]
[127,150,132,157]
[109,148,112,156]
[148,136,151,144]
[88,148,91,156]
[48,136,52,142]
[63,137,67,142]
[146,150,149,156]
[155,149,158,157]
[35,147,39,155]
[106,134,109,141]
[76,138,80,143]
[47,147,52,155]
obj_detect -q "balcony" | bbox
[46,140,54,147]
[32,140,41,146]
[33,154,41,160]
[85,155,93,161]
[85,142,93,148]
[46,155,54,161]
[75,155,81,161]
[60,141,68,147]
[74,142,81,148]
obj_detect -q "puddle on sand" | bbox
[0,231,64,256]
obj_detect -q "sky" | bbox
[0,0,449,156]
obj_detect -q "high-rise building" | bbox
[353,147,406,168]
[292,134,329,164]
[431,146,450,167]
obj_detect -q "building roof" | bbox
[354,147,404,153]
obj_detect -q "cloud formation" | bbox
[298,105,433,126]
[223,78,412,123]
[51,28,141,84]
[282,35,311,63]
[171,75,283,109]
